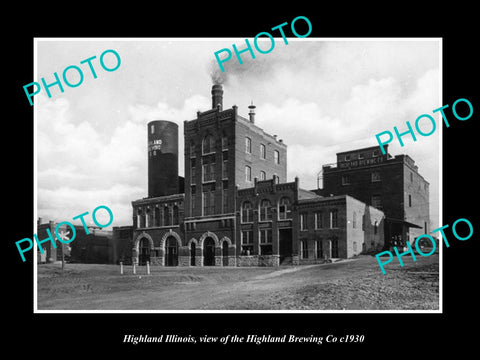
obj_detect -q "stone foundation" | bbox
[237,255,280,267]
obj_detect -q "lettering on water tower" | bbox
[148,139,163,151]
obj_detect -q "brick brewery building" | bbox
[115,84,402,267]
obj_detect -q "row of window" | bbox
[190,182,229,216]
[136,205,180,228]
[340,150,380,162]
[241,197,291,222]
[245,166,273,182]
[241,229,274,255]
[300,239,339,259]
[191,135,281,165]
[300,210,338,230]
[342,171,381,185]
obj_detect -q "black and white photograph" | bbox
[32,37,442,312]
[7,6,478,356]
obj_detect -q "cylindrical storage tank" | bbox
[147,120,179,198]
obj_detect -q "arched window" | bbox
[202,134,215,154]
[190,140,196,157]
[241,201,253,223]
[278,197,291,220]
[260,199,272,221]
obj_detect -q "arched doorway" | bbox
[190,242,196,266]
[139,238,150,265]
[204,237,215,266]
[165,236,178,266]
[222,240,229,266]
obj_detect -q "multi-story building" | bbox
[317,145,429,247]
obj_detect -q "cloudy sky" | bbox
[35,38,441,230]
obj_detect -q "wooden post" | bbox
[146,261,150,275]
[120,261,123,275]
[133,262,136,275]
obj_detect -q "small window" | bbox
[410,172,414,182]
[278,197,291,220]
[330,210,338,229]
[260,199,272,221]
[315,239,323,259]
[408,194,412,207]
[274,150,280,164]
[260,170,266,181]
[301,240,309,259]
[245,137,251,154]
[371,171,381,182]
[373,150,379,157]
[345,154,351,161]
[300,213,308,231]
[260,144,266,159]
[358,153,364,159]
[342,175,350,185]
[241,201,253,223]
[202,134,215,154]
[222,134,228,150]
[315,212,323,229]
[245,165,251,182]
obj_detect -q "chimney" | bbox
[211,84,223,110]
[248,101,256,123]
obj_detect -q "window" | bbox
[241,201,253,223]
[245,137,251,153]
[331,238,339,257]
[150,124,154,134]
[315,239,323,259]
[202,134,214,154]
[202,187,215,216]
[300,213,308,231]
[274,150,280,164]
[371,171,381,182]
[189,140,195,157]
[358,153,364,159]
[260,144,266,159]
[373,150,379,157]
[410,172,414,182]
[202,162,215,182]
[163,206,171,226]
[301,240,309,259]
[260,170,266,181]
[278,197,291,220]
[222,182,228,213]
[154,206,161,226]
[145,208,151,228]
[222,160,228,179]
[371,195,382,209]
[330,210,338,228]
[342,175,350,185]
[241,230,254,255]
[190,187,196,214]
[260,229,273,255]
[245,165,252,182]
[314,212,323,229]
[260,199,272,221]
[222,134,228,150]
[190,158,196,184]
[408,194,412,207]
[345,154,351,161]
[173,205,179,225]
[353,211,357,229]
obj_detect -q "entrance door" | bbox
[204,237,215,266]
[165,236,178,266]
[279,228,293,264]
[190,242,196,266]
[222,240,229,266]
[139,238,150,265]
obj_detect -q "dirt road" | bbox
[37,254,439,311]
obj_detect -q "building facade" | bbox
[317,144,429,247]
[120,85,412,267]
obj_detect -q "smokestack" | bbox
[248,101,256,123]
[211,84,223,110]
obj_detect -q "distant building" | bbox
[316,144,429,248]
